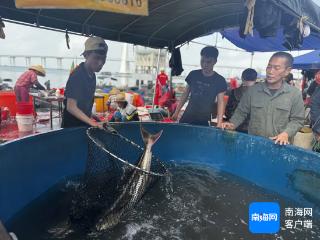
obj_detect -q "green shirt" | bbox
[230,82,305,141]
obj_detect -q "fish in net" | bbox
[69,125,169,231]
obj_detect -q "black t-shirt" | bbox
[180,70,227,125]
[62,62,96,128]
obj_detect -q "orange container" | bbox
[94,97,104,113]
[94,94,110,113]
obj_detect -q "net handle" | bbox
[86,127,169,177]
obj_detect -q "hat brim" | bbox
[29,68,46,77]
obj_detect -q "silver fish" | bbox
[96,126,163,230]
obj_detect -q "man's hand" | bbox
[92,114,101,122]
[103,122,118,134]
[90,120,103,129]
[270,132,289,145]
[221,122,235,130]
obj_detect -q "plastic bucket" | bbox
[16,114,34,132]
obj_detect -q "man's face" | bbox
[116,101,125,108]
[200,56,216,74]
[85,51,107,72]
[243,80,255,87]
[266,57,291,85]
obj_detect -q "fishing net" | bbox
[69,126,168,230]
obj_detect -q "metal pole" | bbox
[152,48,161,109]
[250,52,254,68]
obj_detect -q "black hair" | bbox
[83,49,107,57]
[270,52,293,68]
[241,68,257,81]
[285,73,294,83]
[200,46,219,60]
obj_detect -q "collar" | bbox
[259,81,290,96]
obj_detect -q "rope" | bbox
[297,16,309,35]
[244,0,256,36]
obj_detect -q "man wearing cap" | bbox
[14,65,46,102]
[62,36,108,128]
[225,68,257,133]
[172,46,228,127]
[110,93,139,122]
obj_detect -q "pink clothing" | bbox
[14,86,30,102]
[14,70,38,102]
[15,70,38,88]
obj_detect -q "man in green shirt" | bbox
[222,52,304,145]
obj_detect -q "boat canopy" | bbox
[221,27,320,52]
[1,0,320,49]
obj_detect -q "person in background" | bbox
[172,46,227,127]
[154,69,169,105]
[305,70,320,106]
[285,73,295,86]
[309,71,320,125]
[229,77,238,90]
[225,68,257,133]
[14,65,46,102]
[62,36,108,128]
[222,52,304,145]
[110,93,139,122]
[311,117,320,152]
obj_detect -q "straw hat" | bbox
[115,93,126,102]
[109,88,120,95]
[29,65,46,76]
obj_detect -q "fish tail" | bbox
[96,210,123,231]
[140,126,163,146]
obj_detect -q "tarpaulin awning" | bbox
[293,50,320,69]
[221,27,320,52]
[1,0,320,49]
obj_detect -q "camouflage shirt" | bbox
[230,82,304,141]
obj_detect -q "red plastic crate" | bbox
[0,91,34,116]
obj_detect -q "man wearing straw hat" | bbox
[110,93,139,122]
[62,36,108,128]
[14,65,46,102]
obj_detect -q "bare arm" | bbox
[216,91,226,128]
[67,98,99,127]
[172,86,190,120]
